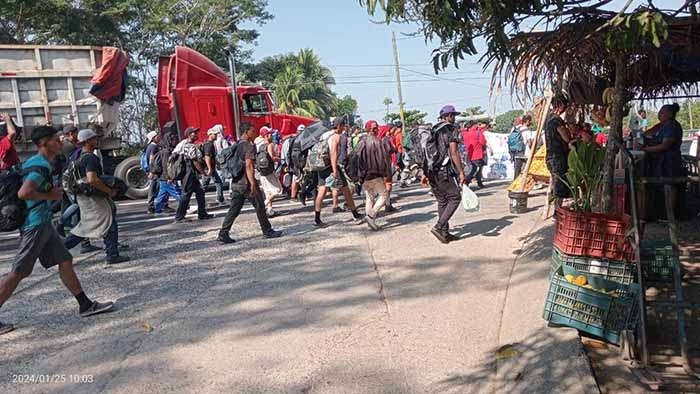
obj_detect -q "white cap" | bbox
[147,131,158,142]
[297,124,306,132]
[207,124,224,136]
[77,129,98,143]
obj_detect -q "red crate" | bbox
[553,206,636,261]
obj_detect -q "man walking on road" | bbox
[423,105,467,244]
[63,129,130,265]
[357,120,391,231]
[0,126,114,336]
[202,125,226,206]
[217,123,282,244]
[173,127,214,223]
[145,130,162,214]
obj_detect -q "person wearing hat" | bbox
[63,129,130,265]
[143,130,163,214]
[422,105,467,244]
[0,125,115,336]
[201,125,225,206]
[172,127,213,223]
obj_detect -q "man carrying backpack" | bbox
[217,122,282,244]
[356,120,391,230]
[422,105,467,244]
[201,125,226,206]
[172,127,213,223]
[153,131,181,214]
[63,129,130,265]
[0,126,115,335]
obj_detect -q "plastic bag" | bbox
[461,185,480,212]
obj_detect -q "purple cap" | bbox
[439,105,460,117]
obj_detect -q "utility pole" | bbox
[391,32,406,128]
[688,99,694,130]
[228,52,241,138]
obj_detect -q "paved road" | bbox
[0,181,559,394]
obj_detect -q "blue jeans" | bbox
[60,203,80,226]
[64,213,119,259]
[155,180,181,213]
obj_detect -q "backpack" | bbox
[290,137,307,175]
[344,148,361,183]
[150,150,164,176]
[166,152,186,181]
[0,165,50,232]
[507,127,525,154]
[140,150,150,172]
[218,143,245,182]
[421,122,451,173]
[62,153,99,196]
[410,125,432,169]
[256,143,275,176]
[307,139,330,172]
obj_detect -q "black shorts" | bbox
[12,222,72,276]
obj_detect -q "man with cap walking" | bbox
[173,127,213,223]
[201,125,225,206]
[0,126,115,336]
[63,129,130,265]
[145,130,162,214]
[422,105,467,244]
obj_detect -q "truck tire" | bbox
[114,155,149,200]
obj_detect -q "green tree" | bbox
[493,110,525,134]
[335,95,359,117]
[385,109,427,126]
[463,106,485,117]
[383,97,393,119]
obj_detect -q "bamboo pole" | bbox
[519,94,553,193]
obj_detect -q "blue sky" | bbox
[250,0,513,121]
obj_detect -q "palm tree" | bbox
[273,48,337,119]
[383,97,393,121]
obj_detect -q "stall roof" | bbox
[492,15,700,103]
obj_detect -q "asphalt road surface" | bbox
[0,181,553,394]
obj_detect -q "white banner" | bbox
[482,131,515,180]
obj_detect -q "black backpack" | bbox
[62,152,99,196]
[218,143,245,182]
[256,144,275,176]
[0,165,51,232]
[150,150,164,176]
[410,125,432,169]
[290,138,308,176]
[166,152,186,181]
[421,122,451,173]
[344,148,361,183]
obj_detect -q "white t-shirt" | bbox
[520,126,536,158]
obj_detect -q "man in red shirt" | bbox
[465,122,488,188]
[0,113,20,171]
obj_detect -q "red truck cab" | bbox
[157,46,314,141]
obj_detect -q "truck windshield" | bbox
[242,94,270,114]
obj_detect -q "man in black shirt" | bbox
[64,129,130,265]
[173,128,213,223]
[201,126,225,205]
[544,94,572,204]
[423,105,467,244]
[217,123,282,244]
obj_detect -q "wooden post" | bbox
[601,55,628,213]
[519,95,553,193]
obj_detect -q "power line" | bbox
[400,67,489,89]
[326,62,480,68]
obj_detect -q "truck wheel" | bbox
[114,155,149,200]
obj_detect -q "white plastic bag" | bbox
[461,185,480,212]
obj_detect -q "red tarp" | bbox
[90,47,129,102]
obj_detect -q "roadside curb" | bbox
[494,213,600,394]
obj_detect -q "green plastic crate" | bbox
[640,240,678,282]
[552,247,637,286]
[543,267,640,345]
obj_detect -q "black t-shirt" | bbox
[231,139,256,191]
[81,152,103,176]
[436,122,461,165]
[145,143,159,163]
[202,140,216,158]
[545,115,567,163]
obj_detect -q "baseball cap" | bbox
[77,128,98,143]
[297,124,306,132]
[185,127,200,136]
[31,125,58,145]
[207,124,223,136]
[259,126,272,137]
[364,120,378,130]
[146,131,158,142]
[439,105,460,117]
[63,124,78,135]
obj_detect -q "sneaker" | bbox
[446,232,460,242]
[174,217,191,224]
[187,207,198,214]
[80,244,102,254]
[366,216,379,231]
[263,229,283,239]
[266,209,279,218]
[430,227,449,244]
[80,301,114,317]
[0,321,15,336]
[314,220,328,228]
[332,206,346,214]
[106,255,130,266]
[198,213,214,220]
[147,208,155,215]
[217,233,236,244]
[385,205,398,213]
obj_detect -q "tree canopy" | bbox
[493,109,525,134]
[385,109,427,125]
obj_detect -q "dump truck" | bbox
[0,44,315,199]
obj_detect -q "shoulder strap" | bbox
[21,165,51,183]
